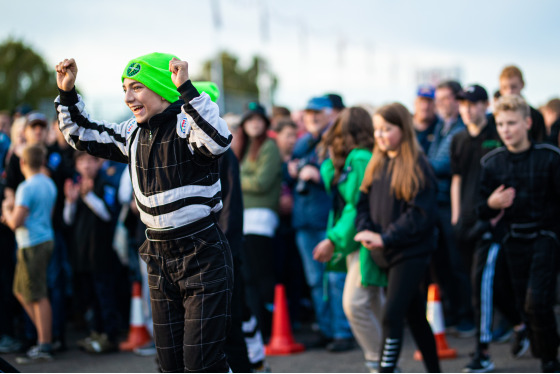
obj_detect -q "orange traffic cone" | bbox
[414,283,457,360]
[120,281,151,351]
[265,284,305,355]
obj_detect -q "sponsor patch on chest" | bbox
[126,120,137,138]
[177,114,190,137]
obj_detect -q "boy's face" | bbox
[275,126,298,155]
[75,154,102,180]
[24,124,47,145]
[123,78,169,124]
[499,76,524,96]
[495,110,531,152]
[459,100,488,127]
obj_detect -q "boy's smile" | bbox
[123,78,170,124]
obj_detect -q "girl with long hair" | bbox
[313,106,387,369]
[354,102,441,372]
[233,103,282,339]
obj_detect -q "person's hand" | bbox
[79,177,94,196]
[64,179,79,203]
[312,239,335,263]
[487,184,515,210]
[298,165,320,183]
[169,58,189,88]
[56,58,78,91]
[287,160,300,179]
[354,230,384,250]
[2,198,13,214]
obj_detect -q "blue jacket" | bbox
[290,132,330,230]
[427,116,465,204]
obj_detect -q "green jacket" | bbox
[240,138,282,212]
[320,148,387,287]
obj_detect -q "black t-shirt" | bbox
[450,119,502,225]
[5,153,25,191]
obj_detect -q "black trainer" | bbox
[511,328,529,358]
[463,351,495,373]
[542,359,560,373]
[326,337,355,352]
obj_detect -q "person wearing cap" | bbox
[287,96,353,351]
[426,81,473,338]
[4,112,50,211]
[2,111,74,354]
[55,55,233,372]
[450,85,526,372]
[325,93,346,115]
[413,84,438,153]
[231,102,282,340]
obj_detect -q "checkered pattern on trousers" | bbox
[139,217,233,372]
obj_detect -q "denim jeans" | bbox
[295,229,352,339]
[47,231,72,340]
[140,216,233,372]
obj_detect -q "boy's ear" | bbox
[526,116,532,130]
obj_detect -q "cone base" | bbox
[413,348,457,361]
[265,342,305,356]
[119,328,151,351]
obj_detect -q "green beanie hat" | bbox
[122,52,180,103]
[192,81,220,103]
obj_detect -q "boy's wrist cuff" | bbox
[178,80,199,103]
[58,87,79,106]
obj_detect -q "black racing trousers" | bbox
[471,235,520,348]
[503,232,560,361]
[140,216,233,373]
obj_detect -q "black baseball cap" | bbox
[458,84,489,102]
[325,93,345,109]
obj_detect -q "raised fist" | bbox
[169,58,189,88]
[56,58,78,91]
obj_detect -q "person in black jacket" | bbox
[478,95,560,373]
[354,102,440,373]
[63,151,120,353]
[55,54,233,372]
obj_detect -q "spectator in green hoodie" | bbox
[313,107,386,366]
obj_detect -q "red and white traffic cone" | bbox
[119,281,151,351]
[265,284,305,355]
[414,283,457,360]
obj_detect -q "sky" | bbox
[1,0,559,120]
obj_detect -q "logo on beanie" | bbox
[126,62,141,77]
